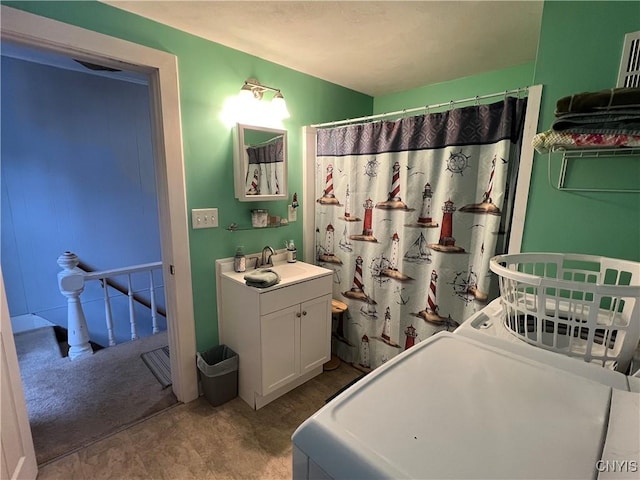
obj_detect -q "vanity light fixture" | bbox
[272,91,290,119]
[239,78,290,119]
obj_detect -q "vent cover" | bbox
[617,31,640,88]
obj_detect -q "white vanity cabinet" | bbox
[261,294,331,396]
[217,259,332,410]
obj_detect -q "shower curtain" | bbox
[315,97,527,371]
[244,135,284,195]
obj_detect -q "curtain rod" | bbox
[310,86,529,129]
[247,134,284,148]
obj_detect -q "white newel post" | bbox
[57,252,93,360]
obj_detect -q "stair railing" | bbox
[57,251,164,359]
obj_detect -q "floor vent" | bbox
[617,31,640,88]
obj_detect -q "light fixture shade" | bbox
[272,92,290,119]
[238,83,255,101]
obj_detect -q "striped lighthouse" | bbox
[416,269,447,324]
[482,155,496,204]
[460,154,501,215]
[388,161,402,201]
[274,172,280,195]
[351,256,364,292]
[343,255,375,302]
[427,270,438,314]
[248,169,259,194]
[324,164,335,198]
[376,162,408,210]
[317,164,340,205]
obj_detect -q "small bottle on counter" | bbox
[286,240,297,263]
[234,246,246,272]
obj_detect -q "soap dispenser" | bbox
[234,246,246,272]
[285,240,297,263]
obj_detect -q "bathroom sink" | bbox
[221,259,331,289]
[263,263,308,279]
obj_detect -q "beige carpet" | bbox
[14,327,177,465]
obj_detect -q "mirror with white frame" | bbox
[233,123,288,202]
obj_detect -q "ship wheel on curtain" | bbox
[446,150,470,176]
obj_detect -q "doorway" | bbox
[1,42,179,463]
[1,5,198,471]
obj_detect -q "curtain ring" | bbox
[425,105,430,115]
[474,96,480,106]
[449,100,454,110]
[504,90,508,101]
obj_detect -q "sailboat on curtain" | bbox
[338,225,353,252]
[404,232,431,263]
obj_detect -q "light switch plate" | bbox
[192,208,218,229]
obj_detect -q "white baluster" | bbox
[127,274,138,340]
[57,252,93,360]
[149,270,159,334]
[102,277,116,346]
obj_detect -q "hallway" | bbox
[15,327,176,465]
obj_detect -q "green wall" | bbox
[5,1,639,353]
[2,1,373,351]
[374,63,534,113]
[527,1,639,261]
[374,1,639,262]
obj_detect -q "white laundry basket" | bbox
[490,253,640,373]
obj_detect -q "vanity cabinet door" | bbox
[300,294,331,375]
[260,304,300,395]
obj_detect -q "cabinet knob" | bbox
[302,310,307,316]
[296,312,301,318]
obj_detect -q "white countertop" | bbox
[218,252,332,292]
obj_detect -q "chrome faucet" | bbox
[260,245,275,267]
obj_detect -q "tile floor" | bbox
[36,363,362,480]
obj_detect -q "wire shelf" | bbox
[548,146,640,193]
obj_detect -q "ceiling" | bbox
[101,1,544,97]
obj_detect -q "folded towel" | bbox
[551,110,640,135]
[244,269,281,288]
[532,130,640,153]
[555,88,640,116]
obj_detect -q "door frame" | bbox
[1,271,38,480]
[0,6,198,403]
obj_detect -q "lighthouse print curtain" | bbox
[315,97,527,371]
[244,135,284,195]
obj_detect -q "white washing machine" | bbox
[292,305,640,480]
[455,298,636,390]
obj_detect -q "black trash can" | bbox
[196,345,238,407]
